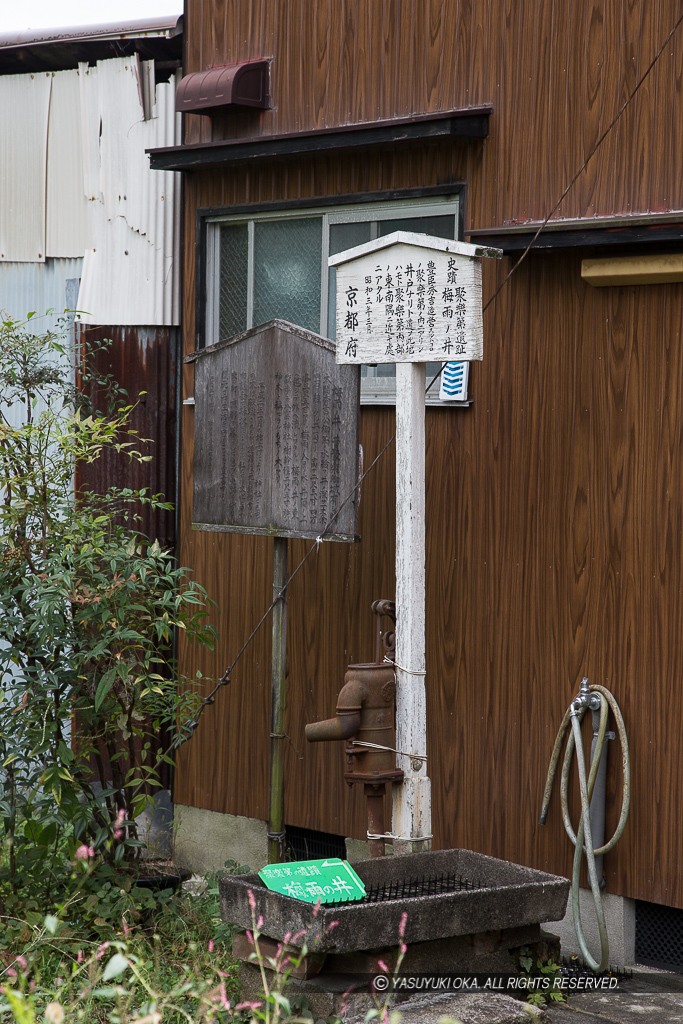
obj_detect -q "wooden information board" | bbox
[331,230,501,365]
[189,319,360,542]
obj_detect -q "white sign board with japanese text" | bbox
[330,231,501,364]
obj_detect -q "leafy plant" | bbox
[0,910,239,1023]
[515,944,566,1007]
[0,312,215,934]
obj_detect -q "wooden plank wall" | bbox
[183,1,683,221]
[175,0,683,908]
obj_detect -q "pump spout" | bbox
[305,673,367,742]
[305,709,361,742]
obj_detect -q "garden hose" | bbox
[539,679,630,972]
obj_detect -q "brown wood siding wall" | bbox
[183,1,683,222]
[175,0,683,908]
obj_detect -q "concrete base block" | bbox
[173,805,268,874]
[544,887,635,967]
[136,788,173,859]
[345,837,393,859]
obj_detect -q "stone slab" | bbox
[237,962,545,1023]
[219,848,570,954]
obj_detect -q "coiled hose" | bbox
[539,680,630,972]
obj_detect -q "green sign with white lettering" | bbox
[258,858,366,904]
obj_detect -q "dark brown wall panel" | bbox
[183,1,683,222]
[76,324,177,549]
[175,0,683,908]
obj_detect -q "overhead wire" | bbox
[166,7,683,753]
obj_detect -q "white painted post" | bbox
[330,231,501,856]
[392,361,431,855]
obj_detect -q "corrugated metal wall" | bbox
[0,72,52,262]
[0,58,181,327]
[0,257,81,324]
[77,59,182,326]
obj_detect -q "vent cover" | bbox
[285,825,347,862]
[175,59,271,113]
[635,899,683,972]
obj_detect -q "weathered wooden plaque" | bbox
[330,230,502,364]
[188,319,360,542]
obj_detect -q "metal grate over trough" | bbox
[219,847,570,955]
[333,873,482,905]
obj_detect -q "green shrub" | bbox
[0,313,215,937]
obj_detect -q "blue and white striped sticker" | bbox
[439,361,469,402]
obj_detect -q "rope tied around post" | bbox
[367,831,433,842]
[349,739,427,763]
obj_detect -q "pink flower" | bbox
[15,956,27,970]
[77,950,83,963]
[208,940,214,953]
[114,808,125,839]
[247,888,256,911]
[6,968,16,978]
[292,930,306,944]
[399,911,408,938]
[96,942,110,959]
[74,844,95,860]
[257,915,263,929]
[400,942,407,954]
[377,959,388,972]
[218,982,231,1010]
[312,898,322,918]
[246,930,253,945]
[236,1001,262,1011]
[284,931,292,944]
[326,920,339,933]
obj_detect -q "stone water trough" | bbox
[220,847,570,1011]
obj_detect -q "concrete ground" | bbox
[343,968,683,1024]
[545,966,683,1024]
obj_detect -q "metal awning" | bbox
[467,212,683,253]
[0,15,183,75]
[147,105,492,171]
[175,60,271,113]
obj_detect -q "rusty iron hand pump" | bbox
[305,602,403,857]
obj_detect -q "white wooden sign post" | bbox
[330,231,501,854]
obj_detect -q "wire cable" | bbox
[167,8,683,756]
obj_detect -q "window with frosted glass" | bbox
[216,216,323,341]
[219,224,248,339]
[208,195,462,403]
[253,218,322,333]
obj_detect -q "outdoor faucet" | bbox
[305,602,404,856]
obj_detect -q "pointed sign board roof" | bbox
[329,230,502,365]
[187,319,360,542]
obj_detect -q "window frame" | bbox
[196,185,470,406]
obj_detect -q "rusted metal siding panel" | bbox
[76,324,177,549]
[0,71,51,262]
